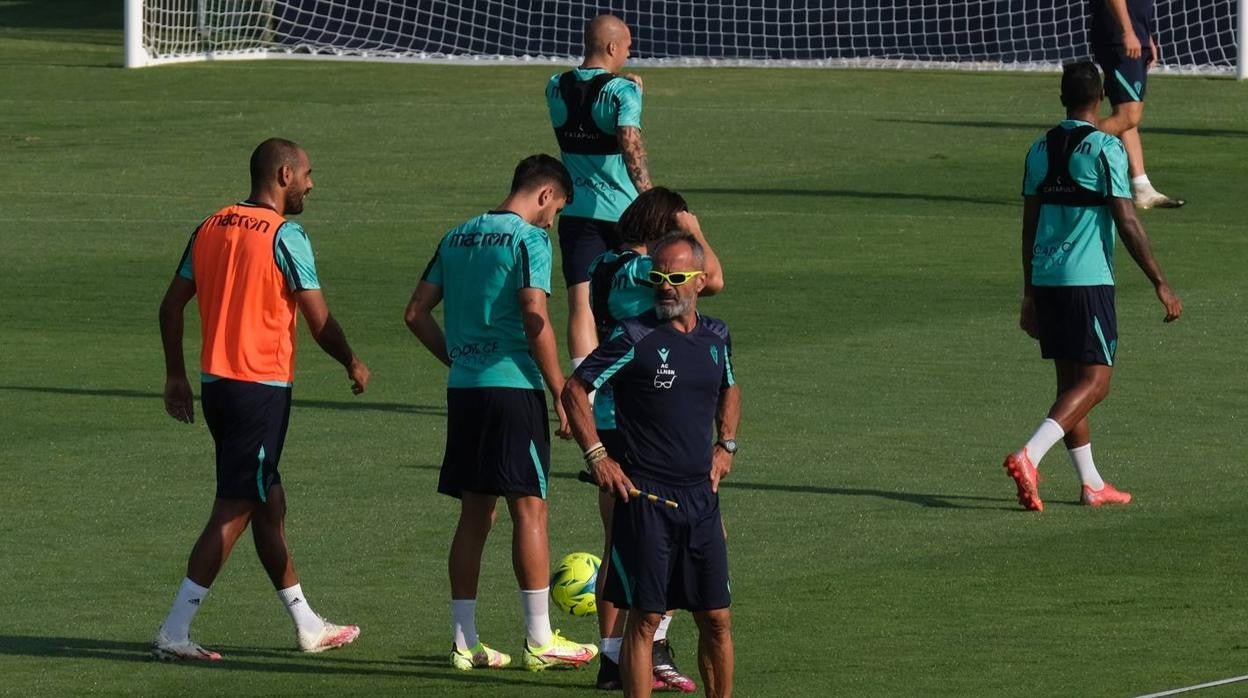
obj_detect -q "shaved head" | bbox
[248,137,313,216]
[250,137,303,189]
[583,14,630,57]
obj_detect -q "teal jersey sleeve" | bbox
[609,254,655,321]
[545,73,567,128]
[1021,136,1046,196]
[516,226,552,295]
[1099,136,1132,199]
[722,333,736,389]
[273,222,321,292]
[421,246,444,287]
[610,78,643,129]
[175,228,197,281]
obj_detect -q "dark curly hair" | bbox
[617,186,688,247]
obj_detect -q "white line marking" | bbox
[1134,674,1248,698]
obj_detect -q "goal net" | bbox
[126,0,1244,77]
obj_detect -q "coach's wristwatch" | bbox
[716,439,738,455]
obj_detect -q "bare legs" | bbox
[449,493,550,598]
[1099,101,1146,178]
[1047,360,1113,448]
[186,485,298,589]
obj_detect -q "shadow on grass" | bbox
[0,385,445,417]
[880,117,1248,139]
[400,465,1016,510]
[679,187,1012,208]
[0,635,587,688]
[714,479,1017,510]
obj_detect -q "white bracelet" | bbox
[583,441,603,457]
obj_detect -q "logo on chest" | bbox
[654,347,676,389]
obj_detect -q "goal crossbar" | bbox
[125,0,1247,79]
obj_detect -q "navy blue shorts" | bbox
[200,378,290,502]
[439,388,551,499]
[1095,47,1151,105]
[602,478,731,614]
[558,215,621,287]
[1034,285,1118,366]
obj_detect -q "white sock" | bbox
[1068,443,1105,490]
[1022,418,1066,467]
[278,584,324,637]
[654,614,672,642]
[601,636,623,663]
[452,598,478,651]
[520,588,553,647]
[160,578,210,643]
[1131,174,1152,190]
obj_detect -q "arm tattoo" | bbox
[618,126,652,193]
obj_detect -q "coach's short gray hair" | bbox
[652,232,705,269]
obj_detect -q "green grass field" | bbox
[3,2,1247,696]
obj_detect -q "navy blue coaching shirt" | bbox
[574,309,736,487]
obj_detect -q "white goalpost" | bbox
[125,0,1245,79]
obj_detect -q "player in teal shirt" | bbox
[420,211,553,390]
[545,14,655,394]
[405,155,600,673]
[1021,120,1130,287]
[1003,61,1182,514]
[583,187,724,692]
[546,65,643,222]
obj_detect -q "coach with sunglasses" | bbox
[563,232,741,698]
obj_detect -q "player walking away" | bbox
[587,187,724,692]
[404,155,599,672]
[546,14,653,381]
[564,234,740,698]
[154,138,370,661]
[1089,0,1185,209]
[1005,62,1182,512]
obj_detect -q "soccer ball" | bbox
[550,552,601,617]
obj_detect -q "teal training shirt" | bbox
[1022,120,1131,287]
[587,250,653,430]
[545,67,643,222]
[422,211,553,390]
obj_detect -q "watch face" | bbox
[720,439,737,453]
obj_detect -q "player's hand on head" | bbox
[673,210,703,238]
[347,358,370,394]
[164,376,195,424]
[1157,284,1183,322]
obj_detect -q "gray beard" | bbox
[655,297,692,320]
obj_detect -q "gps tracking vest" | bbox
[1038,124,1106,207]
[553,72,621,155]
[590,249,642,343]
[192,202,299,384]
